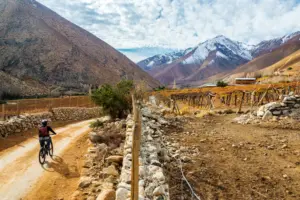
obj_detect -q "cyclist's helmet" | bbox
[41,119,48,127]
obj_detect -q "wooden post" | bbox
[234,94,237,106]
[237,92,245,113]
[131,96,141,200]
[1,104,5,120]
[17,101,20,116]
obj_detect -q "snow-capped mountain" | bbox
[251,31,300,57]
[137,48,193,71]
[138,31,300,87]
[182,35,253,65]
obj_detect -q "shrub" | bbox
[216,80,228,87]
[91,80,134,119]
[154,86,166,91]
[287,67,293,70]
[90,119,104,128]
[0,100,7,104]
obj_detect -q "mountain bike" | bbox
[38,135,54,165]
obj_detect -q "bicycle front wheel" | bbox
[39,148,46,165]
[49,141,54,157]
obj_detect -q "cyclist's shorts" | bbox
[39,137,50,141]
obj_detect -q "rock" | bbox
[103,165,119,177]
[99,115,112,123]
[153,185,165,196]
[283,174,288,179]
[149,96,157,106]
[262,111,272,120]
[96,189,115,200]
[71,191,81,200]
[102,182,114,190]
[181,156,191,163]
[78,177,92,188]
[116,188,130,200]
[89,132,103,143]
[120,170,131,183]
[153,171,165,183]
[106,156,123,164]
[272,110,282,116]
[294,104,300,108]
[281,144,288,149]
[263,102,281,111]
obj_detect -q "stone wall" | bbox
[0,112,52,137]
[116,107,170,200]
[257,95,300,120]
[52,107,102,121]
[0,107,102,138]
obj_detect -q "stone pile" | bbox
[257,95,300,120]
[0,107,103,138]
[73,118,126,200]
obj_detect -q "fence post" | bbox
[17,101,20,116]
[237,92,245,113]
[131,95,141,200]
[1,104,5,120]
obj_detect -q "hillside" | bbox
[0,0,159,97]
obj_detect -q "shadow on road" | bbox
[42,155,80,178]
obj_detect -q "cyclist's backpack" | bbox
[39,126,48,137]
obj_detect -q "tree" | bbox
[91,80,134,118]
[216,80,228,87]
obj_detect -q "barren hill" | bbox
[0,0,159,97]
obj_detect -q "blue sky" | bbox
[37,0,300,62]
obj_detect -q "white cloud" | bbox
[36,0,300,50]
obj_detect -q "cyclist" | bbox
[38,119,57,153]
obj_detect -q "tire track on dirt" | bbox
[0,119,94,200]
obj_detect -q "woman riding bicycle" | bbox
[38,119,57,151]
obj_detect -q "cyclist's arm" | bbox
[48,127,57,135]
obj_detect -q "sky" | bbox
[36,0,300,62]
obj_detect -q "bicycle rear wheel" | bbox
[49,141,54,157]
[39,148,46,165]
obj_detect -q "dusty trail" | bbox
[0,119,94,200]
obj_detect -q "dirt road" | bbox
[0,119,94,200]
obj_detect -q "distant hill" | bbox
[0,0,159,97]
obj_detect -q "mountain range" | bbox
[138,32,300,87]
[0,0,159,97]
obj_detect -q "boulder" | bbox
[103,165,119,177]
[78,177,92,188]
[116,188,130,200]
[106,156,123,164]
[153,185,165,196]
[96,189,115,200]
[89,132,103,143]
[262,111,272,121]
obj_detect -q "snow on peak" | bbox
[183,35,252,65]
[216,51,228,59]
[281,31,300,43]
[147,61,155,67]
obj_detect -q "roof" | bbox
[235,78,256,81]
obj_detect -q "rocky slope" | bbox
[0,0,159,97]
[139,32,300,87]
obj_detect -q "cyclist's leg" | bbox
[46,138,51,150]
